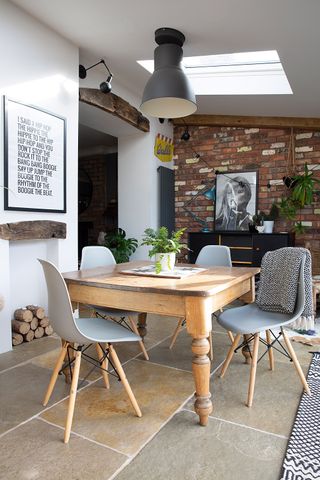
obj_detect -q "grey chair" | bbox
[217,255,311,407]
[38,259,142,443]
[169,245,234,356]
[80,246,149,360]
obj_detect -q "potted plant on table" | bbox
[141,226,186,273]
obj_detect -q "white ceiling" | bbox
[10,0,320,118]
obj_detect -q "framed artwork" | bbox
[3,97,66,212]
[214,170,258,231]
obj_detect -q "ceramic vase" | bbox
[155,252,176,272]
[263,220,274,233]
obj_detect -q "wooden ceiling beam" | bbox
[79,88,150,133]
[173,114,320,130]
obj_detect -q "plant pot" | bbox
[263,220,274,234]
[155,252,176,272]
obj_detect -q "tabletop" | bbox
[63,260,260,298]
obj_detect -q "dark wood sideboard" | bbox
[188,232,295,267]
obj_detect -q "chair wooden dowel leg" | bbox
[96,343,110,389]
[43,342,69,406]
[169,317,185,350]
[247,333,260,407]
[64,349,82,444]
[281,328,311,396]
[227,331,234,344]
[128,316,149,360]
[266,330,275,371]
[109,344,142,418]
[220,334,241,378]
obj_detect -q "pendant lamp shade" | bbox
[140,28,197,119]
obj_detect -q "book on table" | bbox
[120,265,207,279]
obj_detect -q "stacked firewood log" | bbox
[12,305,54,346]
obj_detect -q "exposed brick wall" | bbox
[173,125,320,259]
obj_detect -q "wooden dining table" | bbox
[63,260,259,427]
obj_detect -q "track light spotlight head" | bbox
[79,59,113,94]
[99,75,112,94]
[79,64,87,79]
[100,81,112,93]
[181,129,190,141]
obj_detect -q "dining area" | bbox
[62,255,259,429]
[0,229,316,480]
[7,236,311,473]
[0,248,313,479]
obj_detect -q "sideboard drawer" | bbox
[220,234,252,248]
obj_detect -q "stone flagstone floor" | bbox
[0,310,318,480]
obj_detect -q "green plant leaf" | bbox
[141,227,187,270]
[103,228,138,263]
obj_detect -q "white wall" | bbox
[118,118,173,260]
[79,54,174,259]
[0,0,79,353]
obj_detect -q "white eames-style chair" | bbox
[217,254,311,407]
[80,246,149,361]
[38,259,142,443]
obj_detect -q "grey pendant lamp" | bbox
[140,27,197,118]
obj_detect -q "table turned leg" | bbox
[192,337,212,426]
[137,312,147,341]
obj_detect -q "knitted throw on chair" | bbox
[256,247,314,330]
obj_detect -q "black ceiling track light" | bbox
[79,59,113,94]
[140,27,197,118]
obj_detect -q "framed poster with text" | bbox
[3,97,66,212]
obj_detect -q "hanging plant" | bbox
[279,163,320,233]
[291,163,320,207]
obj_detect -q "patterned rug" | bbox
[280,352,320,479]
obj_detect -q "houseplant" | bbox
[279,163,320,233]
[260,203,279,233]
[141,226,186,273]
[103,228,138,263]
[251,204,279,233]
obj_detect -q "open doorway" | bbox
[78,123,118,259]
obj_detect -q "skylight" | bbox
[137,50,292,95]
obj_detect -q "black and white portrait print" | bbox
[214,171,258,231]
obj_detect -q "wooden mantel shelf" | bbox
[0,220,66,241]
